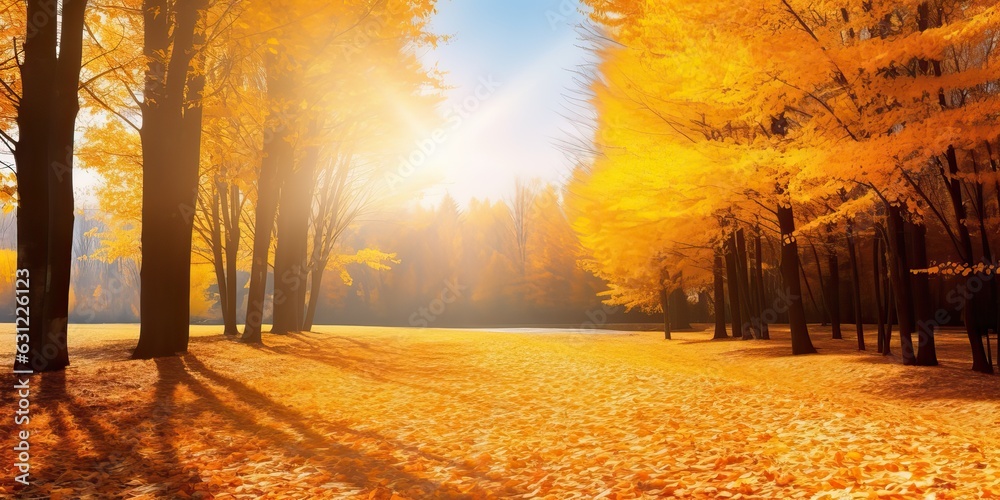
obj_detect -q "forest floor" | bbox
[3,324,1000,499]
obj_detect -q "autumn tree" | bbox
[129,0,210,358]
[579,0,1000,369]
[2,0,89,371]
[575,0,818,352]
[246,0,440,339]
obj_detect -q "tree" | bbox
[4,0,89,371]
[246,0,441,339]
[579,0,1000,368]
[131,0,209,358]
[506,179,536,278]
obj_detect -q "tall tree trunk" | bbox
[809,242,830,327]
[944,145,992,373]
[210,185,229,332]
[242,58,295,344]
[754,226,770,340]
[799,257,822,325]
[668,288,691,330]
[911,223,938,366]
[219,181,240,335]
[724,233,743,339]
[777,203,816,355]
[874,231,887,354]
[885,269,895,356]
[660,286,671,340]
[886,205,916,365]
[713,250,728,339]
[14,0,57,372]
[747,244,762,338]
[828,252,842,339]
[971,153,996,337]
[876,225,896,356]
[846,221,865,350]
[735,229,754,339]
[984,140,1000,358]
[133,0,207,359]
[303,266,325,331]
[272,144,319,334]
[41,0,88,372]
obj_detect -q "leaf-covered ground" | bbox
[3,324,1000,499]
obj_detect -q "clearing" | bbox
[2,324,1000,499]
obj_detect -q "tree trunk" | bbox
[972,154,997,337]
[220,182,240,336]
[713,251,728,339]
[777,203,816,355]
[886,205,916,365]
[668,288,691,330]
[660,287,671,340]
[133,0,207,359]
[910,222,938,366]
[735,229,754,339]
[846,221,865,350]
[828,252,842,339]
[874,231,886,354]
[272,143,319,334]
[885,270,895,355]
[944,145,992,373]
[809,242,830,327]
[209,185,229,333]
[724,234,743,339]
[39,0,89,373]
[799,257,822,325]
[14,0,58,372]
[303,266,325,331]
[754,227,770,339]
[242,57,295,344]
[984,140,1000,363]
[746,231,764,339]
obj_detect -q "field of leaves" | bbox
[2,324,1000,499]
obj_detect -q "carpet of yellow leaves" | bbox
[2,324,1000,499]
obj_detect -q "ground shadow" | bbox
[9,343,509,498]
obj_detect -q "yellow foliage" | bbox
[574,0,1000,307]
[190,263,217,319]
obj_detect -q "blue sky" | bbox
[415,0,591,206]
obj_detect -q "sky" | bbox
[53,0,594,210]
[412,0,592,207]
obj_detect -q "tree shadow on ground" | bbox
[12,369,197,498]
[677,337,751,345]
[240,332,506,418]
[719,344,824,358]
[11,343,512,498]
[839,355,1000,401]
[698,330,1000,401]
[178,354,509,497]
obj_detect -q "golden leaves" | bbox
[4,325,1000,498]
[576,0,1000,304]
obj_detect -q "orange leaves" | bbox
[774,472,796,487]
[4,325,1000,498]
[835,450,863,463]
